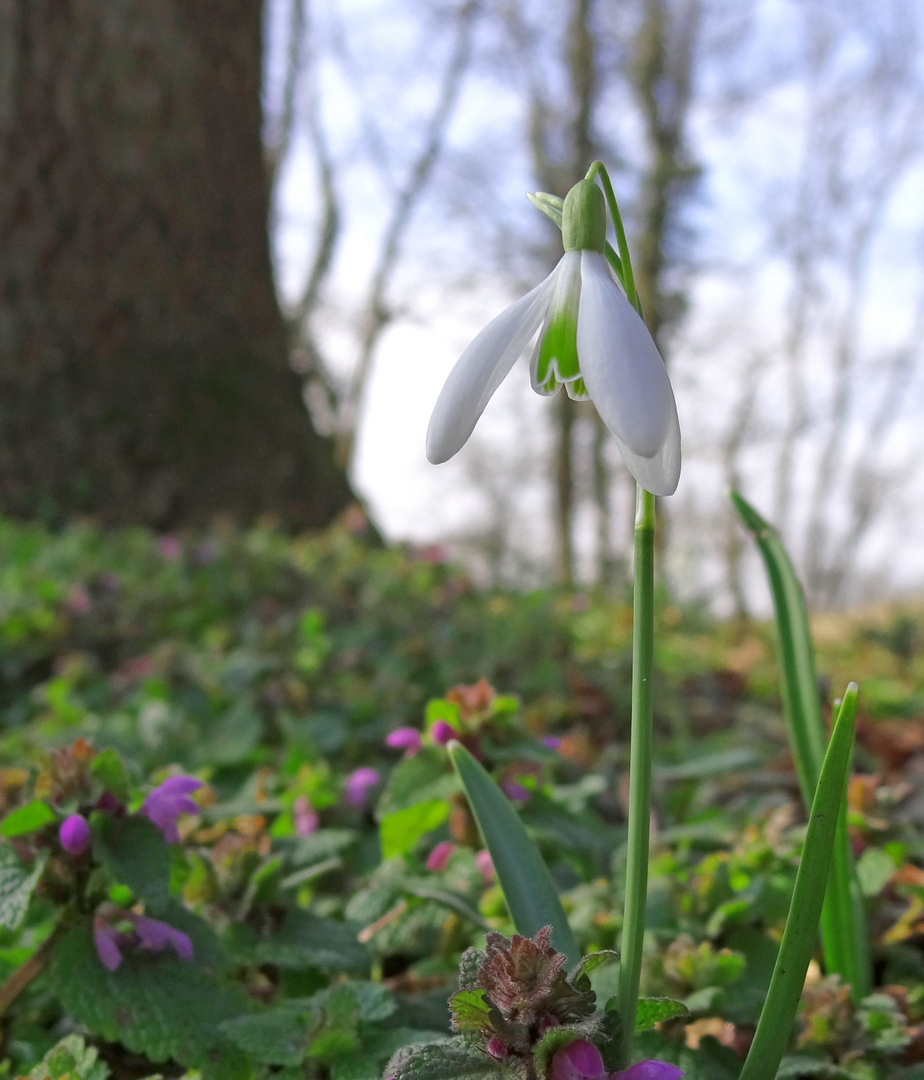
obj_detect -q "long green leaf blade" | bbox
[730,491,871,998]
[447,741,579,965]
[738,683,858,1080]
[729,492,825,802]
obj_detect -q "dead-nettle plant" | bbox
[421,162,862,1080]
[385,925,677,1080]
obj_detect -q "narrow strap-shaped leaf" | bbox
[729,492,826,803]
[447,741,579,965]
[731,491,871,999]
[738,683,858,1080]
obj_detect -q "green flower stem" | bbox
[615,484,656,1067]
[739,684,858,1080]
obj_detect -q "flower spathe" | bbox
[426,182,681,496]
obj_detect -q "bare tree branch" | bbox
[335,0,481,468]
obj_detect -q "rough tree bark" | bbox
[0,0,354,528]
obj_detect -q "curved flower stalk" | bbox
[427,179,680,496]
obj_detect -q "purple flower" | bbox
[141,775,203,842]
[134,916,194,960]
[430,720,456,746]
[96,791,122,813]
[476,849,495,883]
[93,923,123,972]
[426,841,456,871]
[59,814,90,856]
[502,777,531,802]
[344,767,380,808]
[156,535,182,560]
[542,736,562,750]
[550,1040,606,1080]
[386,727,423,756]
[548,1041,682,1080]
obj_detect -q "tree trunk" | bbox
[0,0,354,528]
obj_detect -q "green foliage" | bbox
[633,997,689,1032]
[1,800,56,838]
[449,742,579,965]
[388,1039,504,1080]
[88,749,131,804]
[0,845,46,929]
[739,685,858,1080]
[49,923,254,1079]
[0,518,920,1078]
[28,1035,110,1080]
[91,814,172,913]
[228,909,369,973]
[221,1007,313,1067]
[732,492,871,1000]
[449,988,494,1032]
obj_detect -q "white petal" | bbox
[609,405,681,496]
[426,274,555,464]
[577,251,681,493]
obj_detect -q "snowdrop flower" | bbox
[427,180,680,496]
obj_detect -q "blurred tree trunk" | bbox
[0,0,354,528]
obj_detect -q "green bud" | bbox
[561,179,606,253]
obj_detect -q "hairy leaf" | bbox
[49,924,254,1080]
[91,814,171,913]
[0,845,46,929]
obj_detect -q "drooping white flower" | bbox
[426,180,681,496]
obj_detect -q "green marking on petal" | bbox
[536,312,580,393]
[566,377,588,400]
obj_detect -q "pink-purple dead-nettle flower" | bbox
[92,910,193,972]
[140,775,203,843]
[550,1040,683,1080]
[293,795,320,837]
[427,180,680,497]
[343,767,380,808]
[475,849,494,883]
[59,813,90,856]
[386,727,424,757]
[426,840,456,871]
[430,719,456,746]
